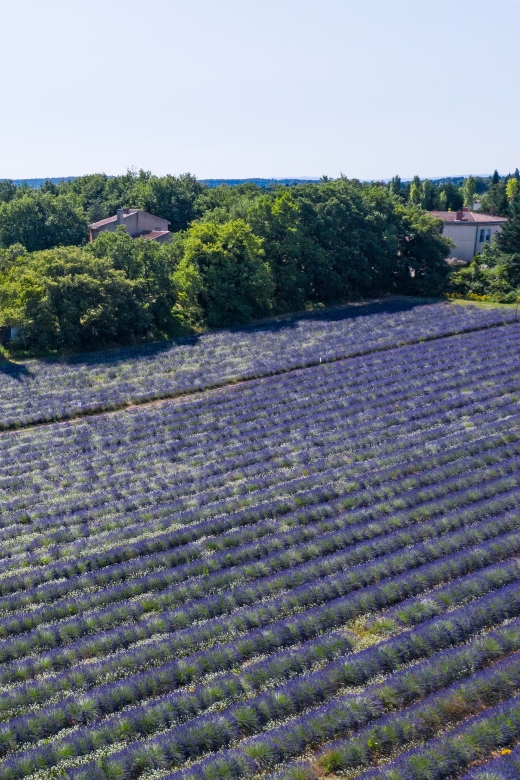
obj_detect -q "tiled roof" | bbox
[89,215,117,229]
[89,209,139,230]
[134,230,171,241]
[428,211,508,224]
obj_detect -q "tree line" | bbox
[1,170,520,352]
[1,168,517,254]
[0,174,453,351]
[389,169,520,215]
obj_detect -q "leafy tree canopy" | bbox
[0,176,458,351]
[0,192,87,252]
[174,220,274,328]
[496,199,520,255]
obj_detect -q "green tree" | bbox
[88,227,178,336]
[65,171,138,217]
[170,243,204,329]
[0,180,17,204]
[462,176,476,209]
[450,242,520,303]
[393,207,452,296]
[0,243,26,274]
[492,170,500,185]
[0,247,151,350]
[247,191,320,312]
[408,176,422,205]
[287,180,378,301]
[86,198,107,224]
[389,176,402,199]
[480,181,509,216]
[132,173,205,233]
[437,183,463,212]
[496,199,520,255]
[506,178,519,202]
[0,192,87,251]
[421,180,435,210]
[176,220,274,327]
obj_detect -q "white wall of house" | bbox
[443,224,478,263]
[443,223,504,262]
[474,224,503,255]
[131,211,169,234]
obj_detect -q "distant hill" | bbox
[1,175,494,189]
[3,178,76,187]
[201,178,320,188]
[2,177,321,189]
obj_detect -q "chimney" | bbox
[116,207,130,224]
[455,210,463,220]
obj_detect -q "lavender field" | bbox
[0,299,516,429]
[1,306,520,780]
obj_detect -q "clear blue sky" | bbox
[1,0,519,180]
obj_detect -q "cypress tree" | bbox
[496,199,520,255]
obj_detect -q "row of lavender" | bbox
[0,324,520,778]
[0,300,516,428]
[0,328,518,619]
[1,322,518,526]
[0,331,518,675]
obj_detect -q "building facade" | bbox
[89,208,171,244]
[428,209,507,263]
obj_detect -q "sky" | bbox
[1,0,519,181]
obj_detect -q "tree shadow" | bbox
[64,297,441,365]
[2,297,441,374]
[0,358,33,381]
[226,296,440,336]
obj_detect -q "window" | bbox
[480,228,492,242]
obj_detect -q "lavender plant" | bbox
[0,304,519,780]
[0,300,516,429]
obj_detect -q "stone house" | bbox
[428,208,507,263]
[89,208,171,244]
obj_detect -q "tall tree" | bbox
[0,180,17,204]
[506,178,519,202]
[496,199,520,255]
[462,177,477,209]
[0,247,151,350]
[480,182,509,216]
[421,180,435,210]
[389,175,402,199]
[175,220,274,327]
[492,170,500,185]
[393,207,452,296]
[0,192,87,252]
[247,191,318,312]
[133,174,205,233]
[408,176,422,205]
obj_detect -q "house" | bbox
[0,326,19,345]
[428,208,507,263]
[89,208,171,244]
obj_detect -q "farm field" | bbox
[0,298,516,429]
[1,304,520,780]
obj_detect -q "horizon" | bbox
[1,173,506,187]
